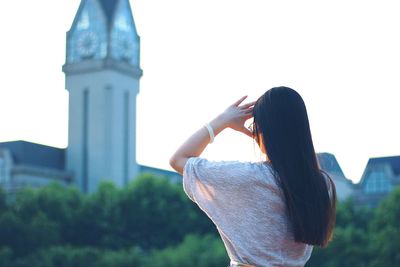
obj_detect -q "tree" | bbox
[368,186,400,267]
[306,198,373,267]
[147,234,229,267]
[0,211,27,256]
[70,182,121,248]
[0,187,6,213]
[116,173,216,249]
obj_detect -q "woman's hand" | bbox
[211,96,255,138]
[170,95,255,174]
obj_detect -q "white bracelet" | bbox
[204,123,215,144]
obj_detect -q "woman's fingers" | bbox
[231,95,248,107]
[243,107,254,115]
[240,101,256,109]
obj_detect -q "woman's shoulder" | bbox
[188,157,272,172]
[185,157,274,180]
[200,158,276,184]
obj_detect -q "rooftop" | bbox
[0,140,65,170]
[367,155,400,176]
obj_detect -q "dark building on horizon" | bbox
[316,153,354,201]
[353,156,400,208]
[0,140,180,194]
[1,142,399,208]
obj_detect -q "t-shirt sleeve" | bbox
[182,157,248,221]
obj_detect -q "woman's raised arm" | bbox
[169,96,255,174]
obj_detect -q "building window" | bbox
[364,169,393,193]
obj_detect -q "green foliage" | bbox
[147,234,229,267]
[0,187,7,213]
[117,174,215,249]
[96,247,145,267]
[8,246,145,267]
[307,225,371,267]
[27,212,60,249]
[0,211,27,255]
[0,246,13,267]
[0,177,399,267]
[306,187,400,267]
[368,187,400,267]
[0,174,219,266]
[0,236,228,267]
[71,182,120,247]
[335,198,373,229]
[306,198,374,267]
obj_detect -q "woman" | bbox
[170,86,337,267]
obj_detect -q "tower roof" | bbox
[98,0,119,24]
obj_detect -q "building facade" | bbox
[0,141,72,194]
[353,156,400,207]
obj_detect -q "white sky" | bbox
[0,0,399,183]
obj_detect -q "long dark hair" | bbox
[252,86,336,247]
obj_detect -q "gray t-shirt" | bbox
[183,157,316,267]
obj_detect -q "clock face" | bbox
[76,31,99,58]
[112,33,136,61]
[120,37,135,60]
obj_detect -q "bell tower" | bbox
[63,0,142,193]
